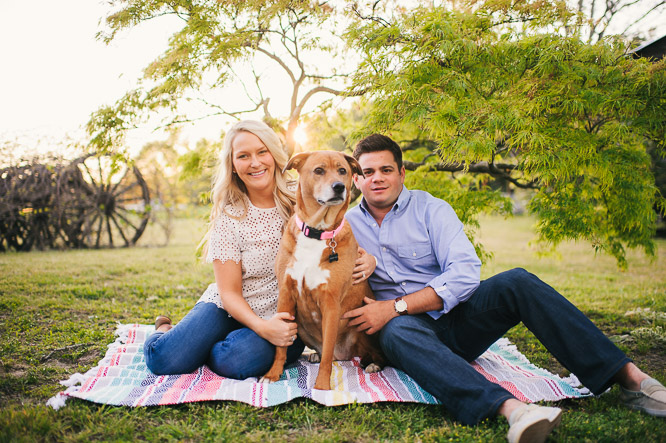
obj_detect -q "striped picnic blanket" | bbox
[47,324,590,409]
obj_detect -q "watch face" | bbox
[396,299,407,313]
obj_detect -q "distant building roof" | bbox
[632,34,666,60]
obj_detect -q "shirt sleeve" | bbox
[205,214,241,264]
[424,199,481,317]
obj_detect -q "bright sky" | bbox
[0,0,335,159]
[0,0,227,157]
[1,1,663,159]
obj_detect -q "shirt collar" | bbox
[359,185,410,216]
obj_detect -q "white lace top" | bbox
[197,200,284,320]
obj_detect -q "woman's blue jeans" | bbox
[379,268,630,425]
[144,302,305,379]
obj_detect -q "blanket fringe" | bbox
[113,322,134,341]
[494,338,531,364]
[45,373,88,410]
[60,372,88,387]
[46,323,137,409]
[46,393,69,411]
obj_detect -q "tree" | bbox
[178,137,221,205]
[87,0,665,265]
[87,0,364,157]
[346,0,666,267]
[572,0,666,43]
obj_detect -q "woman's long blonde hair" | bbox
[200,120,295,257]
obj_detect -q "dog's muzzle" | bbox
[316,181,347,205]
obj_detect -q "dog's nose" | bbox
[332,182,345,194]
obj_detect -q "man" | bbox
[343,134,665,443]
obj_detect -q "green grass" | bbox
[1,215,665,442]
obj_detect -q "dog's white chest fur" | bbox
[285,235,330,294]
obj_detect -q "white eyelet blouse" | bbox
[197,200,284,320]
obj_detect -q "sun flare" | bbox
[293,125,308,147]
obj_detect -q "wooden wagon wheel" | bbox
[61,154,151,248]
[0,163,60,251]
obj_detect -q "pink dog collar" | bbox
[294,215,345,240]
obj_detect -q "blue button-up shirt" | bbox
[346,186,481,319]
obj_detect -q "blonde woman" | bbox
[144,120,376,378]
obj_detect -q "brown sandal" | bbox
[154,315,172,331]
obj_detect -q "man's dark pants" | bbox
[378,268,630,424]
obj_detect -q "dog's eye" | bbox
[314,168,325,175]
[338,168,347,176]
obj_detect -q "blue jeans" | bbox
[144,301,305,379]
[379,268,630,425]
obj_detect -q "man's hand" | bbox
[343,297,396,335]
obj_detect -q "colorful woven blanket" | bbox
[47,324,590,409]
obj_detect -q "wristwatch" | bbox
[394,297,408,315]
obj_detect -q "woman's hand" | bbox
[260,312,298,347]
[352,247,377,285]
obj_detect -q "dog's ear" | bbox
[343,154,363,176]
[284,152,311,173]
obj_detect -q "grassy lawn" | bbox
[1,214,665,442]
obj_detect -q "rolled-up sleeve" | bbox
[424,201,481,318]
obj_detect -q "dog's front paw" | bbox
[313,380,331,390]
[259,370,282,384]
[307,352,321,363]
[364,363,382,374]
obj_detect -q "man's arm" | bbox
[343,286,443,334]
[422,198,481,317]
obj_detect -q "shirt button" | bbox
[373,223,377,227]
[412,252,416,256]
[401,282,406,286]
[382,247,386,252]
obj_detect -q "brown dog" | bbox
[260,150,385,390]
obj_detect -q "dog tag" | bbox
[328,252,339,263]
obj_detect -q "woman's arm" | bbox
[213,259,297,347]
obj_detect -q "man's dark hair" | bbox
[352,134,403,170]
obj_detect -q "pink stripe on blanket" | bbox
[357,367,382,402]
[368,370,399,401]
[472,362,530,403]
